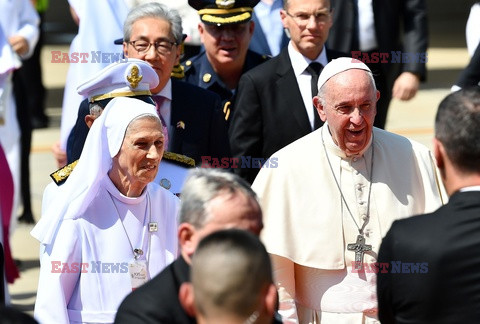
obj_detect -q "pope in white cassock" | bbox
[33,97,179,323]
[252,57,446,323]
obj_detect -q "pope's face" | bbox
[315,69,379,156]
[198,21,254,68]
[281,0,332,60]
[112,117,165,194]
[124,17,180,94]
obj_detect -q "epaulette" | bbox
[50,160,78,186]
[171,64,185,79]
[162,151,196,168]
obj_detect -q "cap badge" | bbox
[126,65,143,89]
[216,0,235,9]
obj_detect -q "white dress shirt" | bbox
[288,43,328,130]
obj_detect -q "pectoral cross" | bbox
[347,234,372,270]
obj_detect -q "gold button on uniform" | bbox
[203,73,212,83]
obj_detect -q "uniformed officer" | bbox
[183,0,269,113]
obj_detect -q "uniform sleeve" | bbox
[34,219,82,324]
[16,0,40,58]
[229,73,264,184]
[271,254,299,324]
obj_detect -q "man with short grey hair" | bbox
[123,2,230,164]
[115,169,265,324]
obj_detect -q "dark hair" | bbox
[191,229,272,318]
[435,87,480,173]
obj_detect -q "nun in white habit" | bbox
[33,97,179,324]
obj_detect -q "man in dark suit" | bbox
[115,169,267,324]
[452,40,480,90]
[123,2,230,164]
[377,87,480,323]
[229,0,345,183]
[326,0,428,129]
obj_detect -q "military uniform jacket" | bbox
[182,49,268,102]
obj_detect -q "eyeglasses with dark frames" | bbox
[128,39,177,55]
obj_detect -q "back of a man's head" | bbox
[191,229,275,324]
[179,169,262,231]
[435,87,480,175]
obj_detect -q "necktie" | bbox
[305,62,324,129]
[153,95,169,149]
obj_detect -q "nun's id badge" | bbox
[128,259,148,291]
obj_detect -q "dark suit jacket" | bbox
[66,79,229,165]
[249,11,289,57]
[228,47,345,183]
[455,41,480,88]
[327,0,428,81]
[326,0,428,129]
[377,191,480,324]
[169,79,230,164]
[115,255,194,324]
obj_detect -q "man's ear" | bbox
[123,42,129,58]
[313,96,327,122]
[433,137,444,170]
[264,284,278,317]
[179,282,196,318]
[84,114,96,128]
[249,20,255,35]
[198,23,205,43]
[178,223,196,260]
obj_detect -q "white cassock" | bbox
[34,176,179,324]
[253,124,446,324]
[0,0,39,232]
[60,0,130,150]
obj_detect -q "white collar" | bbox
[460,185,480,192]
[288,42,329,77]
[321,122,373,159]
[154,78,172,101]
